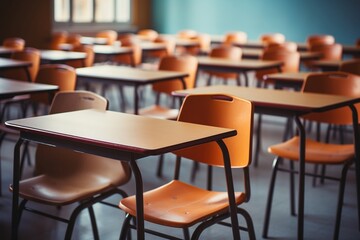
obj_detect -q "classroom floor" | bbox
[1,75,360,240]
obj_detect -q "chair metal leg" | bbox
[88,206,100,240]
[238,208,256,240]
[156,154,164,178]
[119,213,132,240]
[290,161,296,216]
[262,157,281,238]
[182,228,190,240]
[333,161,352,240]
[254,114,262,167]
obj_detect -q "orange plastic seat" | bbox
[119,94,255,239]
[205,45,243,86]
[138,28,159,42]
[305,43,343,70]
[30,64,77,115]
[11,90,131,239]
[49,31,68,50]
[66,44,94,68]
[263,72,360,240]
[260,33,286,45]
[138,55,198,120]
[306,34,335,47]
[3,37,25,51]
[96,30,118,45]
[255,48,300,87]
[223,31,248,46]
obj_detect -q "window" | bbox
[54,0,131,24]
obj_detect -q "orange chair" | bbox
[3,37,25,51]
[306,43,343,70]
[12,90,131,239]
[30,64,77,115]
[205,45,243,86]
[306,34,335,47]
[187,33,212,55]
[340,59,360,75]
[66,44,94,68]
[177,29,198,39]
[265,42,298,52]
[119,94,255,239]
[263,72,360,240]
[223,31,248,46]
[49,31,68,50]
[138,55,198,120]
[96,30,118,45]
[66,33,82,48]
[138,28,159,42]
[260,33,286,45]
[114,37,142,67]
[255,48,300,87]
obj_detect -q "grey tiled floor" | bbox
[1,76,360,239]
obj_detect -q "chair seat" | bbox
[17,173,120,206]
[268,136,354,164]
[119,180,246,228]
[138,105,179,120]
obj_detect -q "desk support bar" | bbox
[350,105,360,231]
[295,116,305,240]
[11,138,25,240]
[129,157,145,240]
[217,139,241,239]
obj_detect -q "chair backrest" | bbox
[138,29,159,42]
[190,33,211,54]
[68,44,94,68]
[223,31,247,46]
[302,72,360,125]
[260,33,286,45]
[34,91,131,186]
[2,47,40,82]
[256,49,300,81]
[265,42,298,52]
[152,55,198,95]
[174,94,253,168]
[306,34,335,47]
[340,59,360,75]
[31,64,77,105]
[66,33,82,48]
[96,30,118,45]
[310,43,343,60]
[3,37,25,50]
[153,36,176,57]
[177,29,197,39]
[49,31,68,50]
[210,45,242,60]
[115,38,142,66]
[357,38,360,47]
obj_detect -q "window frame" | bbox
[52,0,134,33]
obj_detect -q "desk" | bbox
[197,56,283,86]
[80,36,108,45]
[93,45,134,65]
[309,59,344,71]
[40,50,87,65]
[264,72,312,89]
[6,109,237,240]
[343,45,360,58]
[76,65,188,114]
[0,77,58,101]
[0,46,20,57]
[0,57,32,82]
[242,49,322,61]
[173,85,360,240]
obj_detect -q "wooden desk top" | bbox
[241,49,322,61]
[40,50,87,62]
[0,77,58,100]
[0,57,31,70]
[6,109,236,156]
[93,45,133,55]
[140,42,168,51]
[173,85,359,115]
[264,72,312,83]
[76,65,188,84]
[80,36,108,45]
[0,46,20,56]
[197,56,283,71]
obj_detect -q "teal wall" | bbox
[151,0,360,44]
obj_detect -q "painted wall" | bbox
[151,0,360,44]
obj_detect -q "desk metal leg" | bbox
[12,138,24,240]
[134,86,139,115]
[217,139,240,239]
[350,105,360,230]
[295,116,305,240]
[129,159,145,240]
